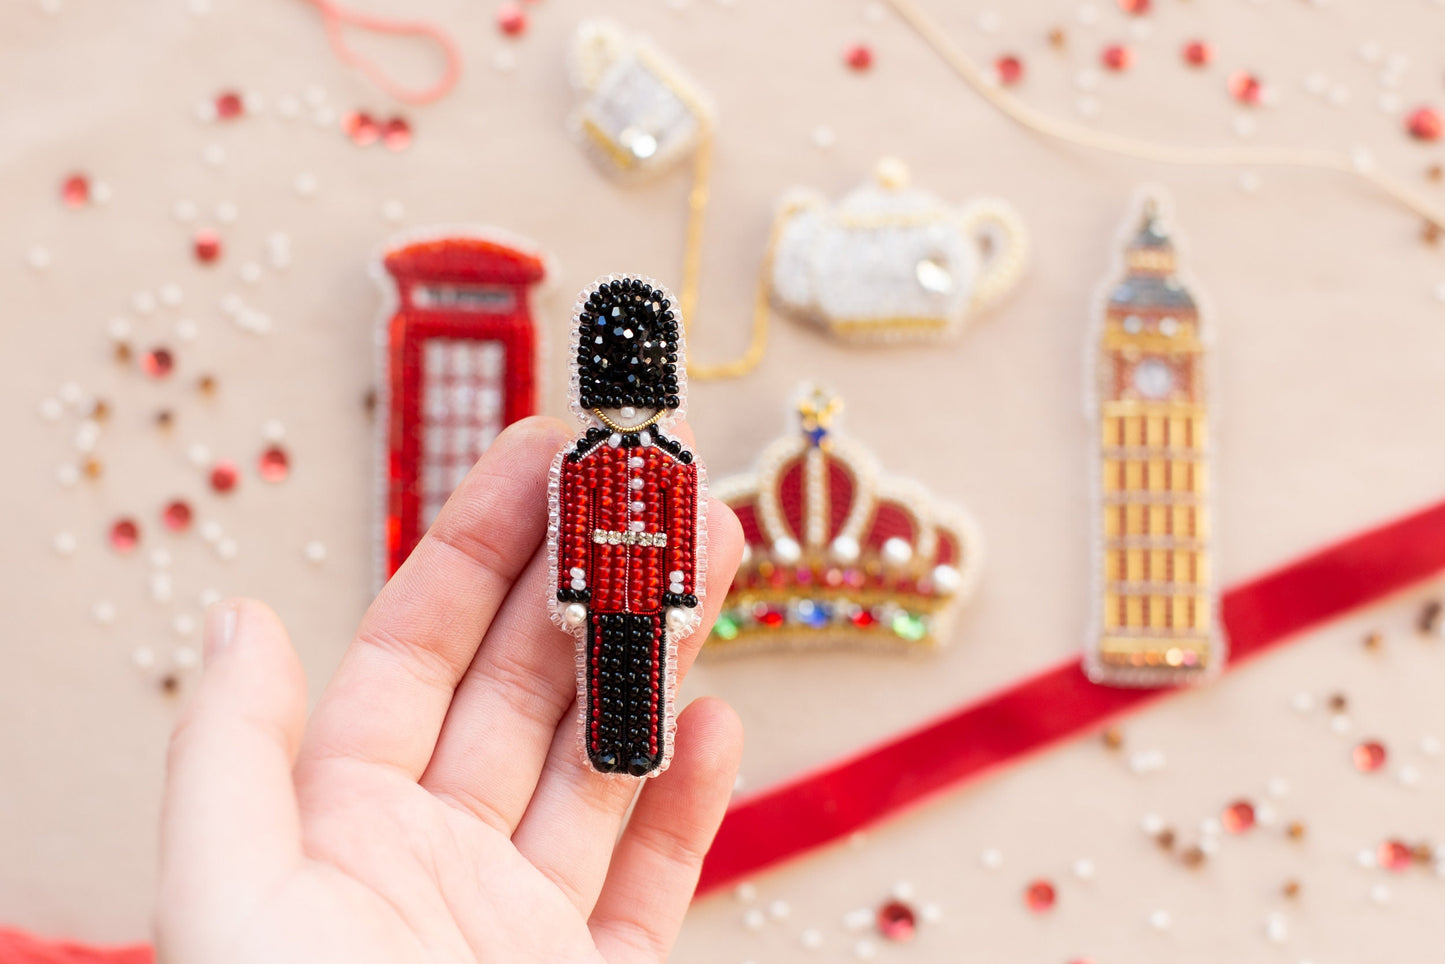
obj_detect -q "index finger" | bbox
[296,416,571,782]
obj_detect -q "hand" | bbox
[156,418,745,964]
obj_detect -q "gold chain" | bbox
[677,119,775,381]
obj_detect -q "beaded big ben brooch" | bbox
[548,276,705,777]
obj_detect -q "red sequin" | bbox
[875,900,916,941]
[1221,799,1256,834]
[61,174,90,208]
[162,500,193,532]
[1101,44,1134,72]
[382,117,412,151]
[497,2,527,35]
[1228,71,1264,105]
[1353,740,1387,772]
[215,90,244,120]
[1407,106,1443,142]
[258,446,290,483]
[140,348,174,379]
[343,111,380,146]
[193,228,222,264]
[845,44,874,71]
[110,518,140,554]
[210,460,239,493]
[1378,839,1412,872]
[1024,879,1056,912]
[1182,40,1214,67]
[995,55,1024,86]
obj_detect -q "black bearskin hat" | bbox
[575,277,682,412]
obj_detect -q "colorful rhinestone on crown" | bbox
[548,275,705,778]
[706,387,983,655]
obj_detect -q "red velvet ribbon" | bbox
[10,498,1445,958]
[696,495,1445,896]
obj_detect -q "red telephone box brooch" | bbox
[548,275,706,777]
[375,230,546,582]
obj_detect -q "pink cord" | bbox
[299,0,462,106]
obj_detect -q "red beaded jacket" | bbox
[556,439,699,614]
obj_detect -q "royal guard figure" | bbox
[548,275,705,777]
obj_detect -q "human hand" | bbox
[156,417,744,964]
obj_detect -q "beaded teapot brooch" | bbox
[706,387,983,654]
[548,276,706,777]
[768,159,1028,343]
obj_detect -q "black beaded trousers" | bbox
[587,612,667,776]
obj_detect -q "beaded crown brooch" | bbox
[548,275,706,777]
[706,387,982,654]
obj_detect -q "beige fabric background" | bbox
[4,0,1445,960]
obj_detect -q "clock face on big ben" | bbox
[1131,358,1174,399]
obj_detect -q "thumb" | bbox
[156,599,307,951]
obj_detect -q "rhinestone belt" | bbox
[592,529,668,547]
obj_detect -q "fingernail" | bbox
[203,601,239,659]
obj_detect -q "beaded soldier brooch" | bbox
[566,19,712,181]
[372,229,547,584]
[706,387,982,654]
[768,159,1028,343]
[548,276,705,777]
[1085,191,1226,687]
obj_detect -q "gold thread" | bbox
[882,0,1445,228]
[591,408,665,432]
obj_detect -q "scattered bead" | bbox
[1282,878,1301,898]
[496,2,527,36]
[800,928,823,949]
[343,110,380,146]
[844,44,873,71]
[767,899,791,921]
[1353,740,1387,772]
[1264,912,1288,944]
[734,881,757,902]
[1024,879,1056,913]
[304,540,327,564]
[140,347,174,378]
[61,173,90,208]
[1182,40,1213,67]
[1101,44,1134,72]
[214,90,244,120]
[994,54,1024,86]
[93,601,117,624]
[875,900,916,940]
[162,500,193,532]
[1228,71,1265,105]
[1102,726,1123,749]
[1117,0,1149,13]
[210,459,239,493]
[1370,883,1391,905]
[1378,839,1412,871]
[1407,106,1443,142]
[1222,799,1256,834]
[1072,858,1096,880]
[1399,765,1421,787]
[1147,909,1171,931]
[194,228,222,264]
[382,117,412,151]
[110,518,140,554]
[980,847,1004,869]
[54,532,77,555]
[1180,845,1206,868]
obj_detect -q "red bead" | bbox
[1118,0,1150,12]
[162,500,193,532]
[844,44,873,71]
[1354,740,1387,772]
[193,228,222,264]
[1182,40,1213,67]
[1221,799,1255,834]
[1378,839,1412,872]
[140,348,175,378]
[382,117,412,151]
[496,2,527,35]
[209,459,239,493]
[1228,70,1264,105]
[214,90,245,120]
[258,445,290,482]
[994,54,1024,86]
[1101,44,1134,71]
[109,518,140,554]
[876,900,916,941]
[1407,106,1443,142]
[342,111,380,146]
[1024,879,1056,912]
[61,174,90,208]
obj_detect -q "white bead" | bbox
[670,570,684,581]
[830,535,860,563]
[630,477,644,489]
[882,537,913,565]
[767,899,790,920]
[669,583,685,595]
[563,603,587,628]
[629,457,645,468]
[931,564,961,591]
[666,607,690,633]
[607,433,622,448]
[1148,909,1172,931]
[53,532,77,555]
[638,430,651,447]
[979,847,1004,869]
[630,500,645,512]
[773,537,801,563]
[569,567,585,578]
[619,406,636,419]
[629,520,644,532]
[570,578,587,590]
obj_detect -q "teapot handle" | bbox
[957,198,1029,315]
